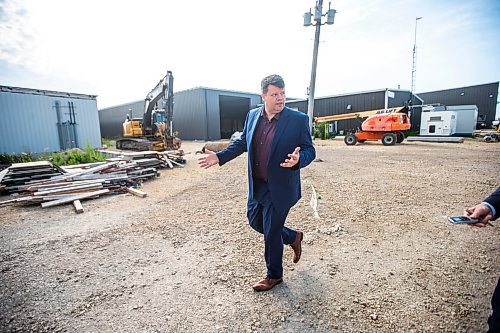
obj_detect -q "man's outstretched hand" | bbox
[464,203,494,227]
[280,147,300,168]
[198,149,219,169]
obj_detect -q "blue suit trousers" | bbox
[488,278,500,333]
[247,178,298,279]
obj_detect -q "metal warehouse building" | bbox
[99,82,498,142]
[286,88,424,132]
[99,87,262,141]
[0,86,101,155]
[417,82,499,128]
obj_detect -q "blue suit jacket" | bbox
[217,106,316,212]
[485,187,500,220]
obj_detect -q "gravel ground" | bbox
[0,138,499,333]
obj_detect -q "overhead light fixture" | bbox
[346,104,352,110]
[460,92,465,96]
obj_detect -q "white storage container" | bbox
[420,111,457,136]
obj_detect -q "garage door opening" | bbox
[219,95,250,139]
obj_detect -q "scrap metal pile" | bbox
[0,150,185,213]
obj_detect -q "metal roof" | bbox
[0,85,97,100]
[417,81,499,95]
[285,87,424,103]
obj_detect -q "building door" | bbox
[219,96,250,139]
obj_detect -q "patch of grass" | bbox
[47,144,105,166]
[101,136,120,148]
[0,144,105,167]
[0,153,35,164]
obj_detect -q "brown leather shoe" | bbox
[290,231,304,263]
[252,277,283,292]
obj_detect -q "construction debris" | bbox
[0,161,66,193]
[0,150,186,213]
[127,187,147,198]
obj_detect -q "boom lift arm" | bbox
[314,106,409,123]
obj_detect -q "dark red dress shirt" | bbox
[251,110,281,181]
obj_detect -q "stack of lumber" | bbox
[0,156,174,213]
[0,161,66,194]
[98,149,187,168]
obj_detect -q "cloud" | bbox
[0,0,35,66]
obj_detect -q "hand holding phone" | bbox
[448,216,480,224]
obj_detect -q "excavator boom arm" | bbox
[143,71,174,131]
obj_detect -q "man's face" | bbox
[262,85,285,116]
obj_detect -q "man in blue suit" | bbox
[465,186,499,333]
[198,74,316,291]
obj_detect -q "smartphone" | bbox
[448,216,480,224]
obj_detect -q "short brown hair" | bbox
[261,74,285,94]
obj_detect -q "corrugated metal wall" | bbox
[418,82,499,128]
[286,89,422,132]
[98,88,262,141]
[173,88,207,140]
[0,87,101,154]
[99,100,143,137]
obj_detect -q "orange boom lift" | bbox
[314,106,411,146]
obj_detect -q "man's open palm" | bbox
[280,147,300,168]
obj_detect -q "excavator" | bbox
[116,71,181,151]
[314,106,411,146]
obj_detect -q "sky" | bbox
[1,0,499,111]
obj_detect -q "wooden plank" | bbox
[39,193,100,201]
[34,183,103,196]
[168,159,184,167]
[71,173,128,181]
[8,161,54,169]
[26,179,105,192]
[41,189,109,208]
[0,167,9,183]
[50,161,120,181]
[61,161,107,170]
[163,158,173,169]
[73,200,84,214]
[127,187,147,198]
[0,196,35,206]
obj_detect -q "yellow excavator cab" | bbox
[123,119,143,137]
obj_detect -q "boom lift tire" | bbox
[344,134,358,145]
[382,133,397,146]
[396,131,405,143]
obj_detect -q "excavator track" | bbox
[116,138,163,151]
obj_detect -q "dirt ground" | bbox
[0,138,499,333]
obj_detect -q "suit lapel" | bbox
[269,107,291,158]
[247,107,262,153]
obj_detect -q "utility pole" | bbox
[304,1,336,133]
[410,17,422,105]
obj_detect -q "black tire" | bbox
[396,132,405,143]
[381,133,397,146]
[344,134,358,145]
